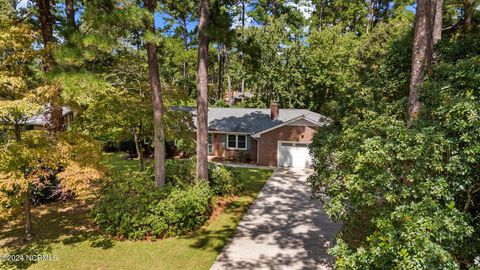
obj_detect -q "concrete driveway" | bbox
[211,168,341,270]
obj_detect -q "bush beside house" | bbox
[93,159,242,239]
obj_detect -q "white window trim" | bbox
[227,134,247,150]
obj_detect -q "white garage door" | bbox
[277,141,312,168]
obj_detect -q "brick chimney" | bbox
[270,102,279,120]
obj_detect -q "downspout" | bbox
[255,136,260,165]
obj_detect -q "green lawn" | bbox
[0,153,272,270]
[100,152,145,173]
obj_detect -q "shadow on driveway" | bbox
[211,168,341,270]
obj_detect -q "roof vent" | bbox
[270,102,279,120]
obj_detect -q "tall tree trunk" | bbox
[37,0,64,133]
[13,126,32,241]
[407,0,435,127]
[217,44,224,100]
[65,0,75,28]
[196,0,210,181]
[23,191,33,241]
[367,0,375,33]
[132,126,144,171]
[14,124,21,142]
[181,17,189,91]
[240,0,246,95]
[37,0,54,71]
[240,73,245,97]
[463,0,475,28]
[432,0,443,44]
[403,0,443,184]
[225,45,232,104]
[144,0,166,187]
[241,0,245,29]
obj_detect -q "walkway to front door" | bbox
[211,168,341,270]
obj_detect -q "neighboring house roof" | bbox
[25,107,71,126]
[174,107,331,134]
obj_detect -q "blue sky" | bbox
[154,13,197,34]
[17,0,197,35]
[17,0,416,34]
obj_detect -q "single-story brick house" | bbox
[179,104,331,168]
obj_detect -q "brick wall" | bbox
[257,125,317,166]
[210,133,257,163]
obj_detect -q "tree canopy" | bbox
[0,0,479,267]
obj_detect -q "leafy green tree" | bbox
[239,16,307,107]
[249,0,304,28]
[308,2,480,268]
[62,53,194,171]
[33,0,66,132]
[0,100,42,141]
[161,0,197,93]
[79,0,170,186]
[0,18,37,100]
[305,25,360,115]
[310,0,410,34]
[0,131,103,240]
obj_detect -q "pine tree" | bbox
[196,0,210,181]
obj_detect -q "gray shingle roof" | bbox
[174,107,331,134]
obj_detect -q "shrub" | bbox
[212,99,229,107]
[174,138,196,157]
[166,158,242,196]
[92,171,168,239]
[92,170,213,239]
[165,158,196,187]
[0,129,6,144]
[30,174,75,205]
[149,182,213,236]
[208,163,242,196]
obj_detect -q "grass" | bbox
[0,152,272,270]
[100,152,144,173]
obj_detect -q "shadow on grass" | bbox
[0,196,114,269]
[189,200,249,253]
[0,167,273,270]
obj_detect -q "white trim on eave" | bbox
[251,115,319,139]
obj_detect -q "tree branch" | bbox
[464,185,480,213]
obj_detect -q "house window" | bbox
[228,135,236,148]
[227,134,247,150]
[237,135,246,149]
